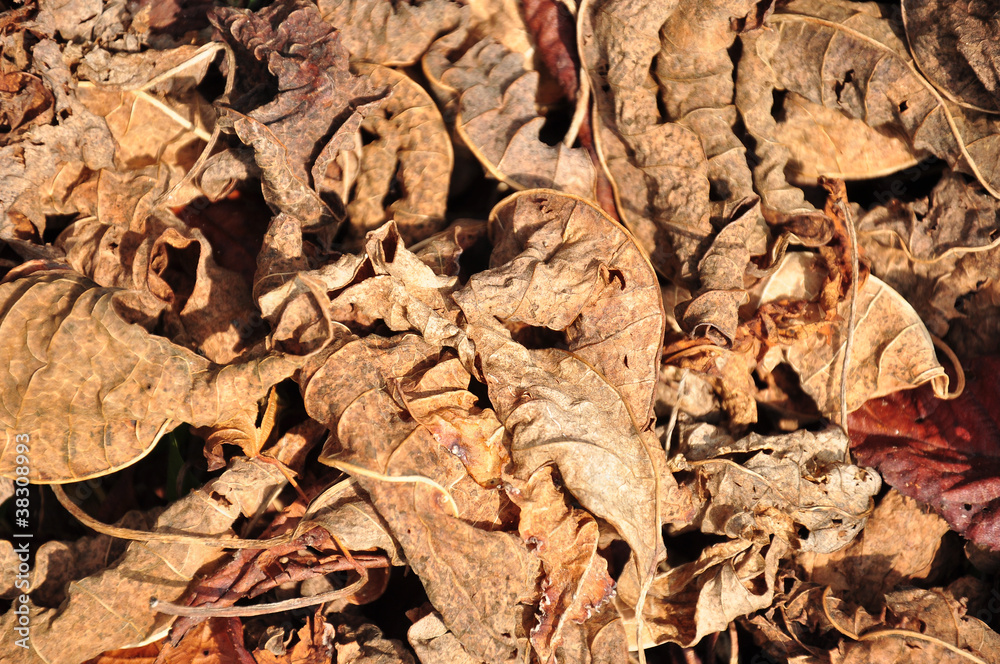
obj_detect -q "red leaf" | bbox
[848,357,1000,550]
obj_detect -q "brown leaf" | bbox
[903,0,1000,114]
[407,610,486,664]
[0,72,53,142]
[301,334,538,663]
[775,91,921,184]
[856,170,1000,355]
[617,535,787,649]
[0,269,297,482]
[0,458,287,664]
[509,466,618,663]
[770,0,1000,198]
[468,189,665,424]
[796,490,953,608]
[332,63,452,245]
[674,423,880,552]
[207,0,385,231]
[317,0,465,67]
[579,0,713,282]
[754,252,949,416]
[735,24,827,234]
[333,616,415,664]
[656,0,764,221]
[425,32,597,198]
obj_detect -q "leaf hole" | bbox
[964,504,973,511]
[834,69,855,103]
[898,100,908,113]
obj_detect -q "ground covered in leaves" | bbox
[2,0,1000,662]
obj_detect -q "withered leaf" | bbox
[673,423,880,552]
[509,466,618,663]
[656,0,762,221]
[301,334,537,663]
[470,190,664,423]
[796,490,953,609]
[856,169,1000,354]
[333,63,452,245]
[903,0,1000,113]
[426,33,596,198]
[0,457,287,664]
[207,0,385,230]
[770,0,1000,198]
[774,92,921,184]
[617,535,787,649]
[755,252,949,416]
[0,269,297,482]
[849,361,1000,550]
[579,0,713,282]
[318,0,465,67]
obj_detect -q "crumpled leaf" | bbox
[796,490,953,608]
[736,23,828,234]
[673,423,881,552]
[579,0,714,282]
[331,63,452,245]
[58,192,261,364]
[424,31,597,198]
[0,71,54,142]
[770,0,1000,198]
[508,466,618,663]
[903,0,1000,113]
[317,0,464,67]
[849,360,1000,550]
[301,334,537,663]
[775,91,921,183]
[469,189,664,423]
[0,457,287,663]
[755,252,949,416]
[856,169,1000,356]
[0,40,115,246]
[0,268,297,482]
[205,0,385,231]
[655,0,763,221]
[616,535,787,649]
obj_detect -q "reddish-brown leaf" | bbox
[849,357,1000,549]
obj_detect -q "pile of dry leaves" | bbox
[2,0,1000,662]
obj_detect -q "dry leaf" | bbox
[770,0,1000,198]
[775,91,921,183]
[579,0,714,282]
[425,32,597,198]
[796,490,953,608]
[755,252,948,416]
[301,334,538,663]
[471,189,664,424]
[903,0,1000,113]
[333,63,452,245]
[0,269,297,482]
[674,423,880,552]
[317,0,464,67]
[617,535,787,649]
[508,466,618,663]
[0,458,287,663]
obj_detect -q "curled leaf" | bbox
[0,270,297,482]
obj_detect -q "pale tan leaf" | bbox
[770,0,1000,198]
[675,423,881,553]
[301,334,537,663]
[332,64,452,245]
[318,0,464,67]
[756,252,949,415]
[775,92,921,183]
[426,35,597,198]
[579,0,714,282]
[0,269,298,482]
[475,189,664,423]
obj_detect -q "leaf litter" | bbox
[2,0,1000,663]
